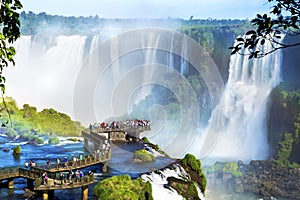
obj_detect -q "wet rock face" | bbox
[206,160,300,199]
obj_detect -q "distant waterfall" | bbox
[200,38,283,161]
[6,35,86,115]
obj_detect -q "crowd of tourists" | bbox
[40,168,93,187]
[90,119,151,130]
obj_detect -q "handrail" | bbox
[34,174,94,190]
[0,150,111,181]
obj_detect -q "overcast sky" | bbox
[22,0,271,19]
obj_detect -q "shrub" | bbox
[133,149,156,162]
[35,137,44,145]
[93,175,153,200]
[223,162,243,178]
[49,136,60,145]
[182,154,202,175]
[141,137,151,143]
[275,133,294,166]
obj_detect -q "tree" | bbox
[230,0,300,58]
[0,0,23,126]
[0,0,23,93]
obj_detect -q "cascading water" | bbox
[6,28,280,162]
[6,35,86,115]
[198,37,283,161]
[141,164,206,200]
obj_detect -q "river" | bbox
[0,136,174,199]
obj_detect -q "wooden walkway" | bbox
[34,174,94,191]
[0,151,110,186]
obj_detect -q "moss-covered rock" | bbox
[180,154,207,194]
[48,136,60,145]
[133,149,156,162]
[13,145,21,155]
[93,174,153,200]
[223,162,243,178]
[167,177,200,200]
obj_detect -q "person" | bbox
[24,160,29,169]
[64,157,68,168]
[79,154,83,160]
[46,159,50,166]
[75,170,80,182]
[42,172,47,185]
[102,143,106,154]
[54,178,57,186]
[56,157,60,165]
[106,142,110,151]
[79,170,83,182]
[44,174,48,185]
[59,172,65,185]
[88,170,94,181]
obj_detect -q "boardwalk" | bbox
[0,151,110,200]
[0,152,111,182]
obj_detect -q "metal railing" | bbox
[34,173,94,190]
[0,151,111,182]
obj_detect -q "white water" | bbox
[5,30,282,162]
[141,164,206,200]
[197,38,283,161]
[6,35,86,118]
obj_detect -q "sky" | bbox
[21,0,271,19]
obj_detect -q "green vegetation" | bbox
[18,11,248,36]
[67,138,81,142]
[181,154,207,193]
[141,137,151,143]
[0,97,84,143]
[182,154,202,176]
[13,145,21,155]
[223,162,243,178]
[93,174,153,200]
[268,85,300,167]
[0,0,22,95]
[48,136,60,145]
[204,162,243,178]
[276,133,294,166]
[133,149,156,162]
[231,0,300,58]
[167,177,199,200]
[35,137,44,145]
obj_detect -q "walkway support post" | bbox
[8,178,14,189]
[82,185,88,200]
[42,190,54,200]
[102,162,108,173]
[27,179,34,190]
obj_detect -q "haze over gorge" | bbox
[2,12,300,199]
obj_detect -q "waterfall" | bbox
[141,164,206,200]
[5,28,280,161]
[6,35,87,115]
[199,38,283,161]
